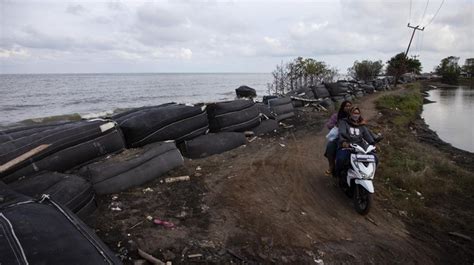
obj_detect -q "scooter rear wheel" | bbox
[354,185,372,215]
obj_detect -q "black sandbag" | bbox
[78,141,184,194]
[354,91,365,98]
[268,97,291,107]
[311,85,331,99]
[275,112,295,122]
[263,95,278,104]
[235,85,257,98]
[271,103,294,115]
[209,104,259,131]
[115,103,208,147]
[256,103,275,119]
[180,132,246,158]
[325,83,349,97]
[361,84,375,94]
[319,98,335,111]
[2,128,126,183]
[220,116,261,132]
[292,100,304,108]
[0,187,122,265]
[252,119,279,136]
[0,120,118,167]
[206,100,254,116]
[8,171,96,217]
[0,121,76,144]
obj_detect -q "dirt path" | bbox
[202,89,440,264]
[91,89,442,264]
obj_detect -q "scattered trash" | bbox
[143,187,154,193]
[398,210,408,217]
[365,217,378,226]
[111,195,119,201]
[164,176,190,183]
[244,131,254,137]
[448,232,472,242]
[109,201,122,211]
[138,248,166,265]
[188,254,203,259]
[146,215,153,221]
[166,262,172,265]
[301,211,307,215]
[279,143,286,147]
[415,191,422,196]
[129,221,144,230]
[315,258,324,265]
[153,218,175,229]
[196,166,202,171]
[194,172,202,177]
[248,136,258,143]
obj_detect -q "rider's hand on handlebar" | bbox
[342,142,349,148]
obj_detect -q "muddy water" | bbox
[422,86,474,153]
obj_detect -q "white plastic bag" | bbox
[326,126,339,141]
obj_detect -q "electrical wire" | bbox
[408,0,413,24]
[425,0,445,27]
[419,0,430,26]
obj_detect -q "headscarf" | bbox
[348,106,366,125]
[337,100,352,121]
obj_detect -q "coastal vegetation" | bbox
[347,60,383,82]
[375,83,473,253]
[436,56,462,85]
[267,57,338,95]
[385,52,422,79]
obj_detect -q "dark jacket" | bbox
[337,118,375,147]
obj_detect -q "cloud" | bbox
[1,0,472,73]
[66,4,86,15]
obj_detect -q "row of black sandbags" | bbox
[0,181,122,265]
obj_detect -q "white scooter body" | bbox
[346,143,377,194]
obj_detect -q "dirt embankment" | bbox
[86,85,473,264]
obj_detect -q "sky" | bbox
[0,0,472,74]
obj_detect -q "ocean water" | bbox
[0,73,272,127]
[422,86,474,153]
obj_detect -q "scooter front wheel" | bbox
[354,184,372,215]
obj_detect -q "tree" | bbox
[268,57,338,95]
[462,58,474,78]
[436,56,461,84]
[347,60,383,82]
[386,52,422,81]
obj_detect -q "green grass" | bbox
[375,82,474,233]
[376,83,423,127]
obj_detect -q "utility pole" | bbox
[405,23,425,57]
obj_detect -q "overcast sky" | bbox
[0,0,472,74]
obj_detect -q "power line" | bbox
[419,0,430,25]
[425,0,445,27]
[408,0,413,24]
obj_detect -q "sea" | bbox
[0,73,272,127]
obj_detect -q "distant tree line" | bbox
[268,53,472,94]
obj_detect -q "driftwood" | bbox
[138,248,166,265]
[289,96,322,103]
[0,144,50,173]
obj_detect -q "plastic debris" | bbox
[164,176,190,183]
[143,187,154,193]
[153,218,175,229]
